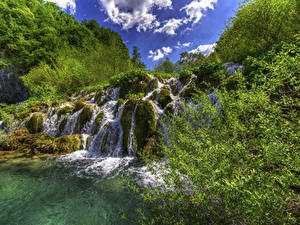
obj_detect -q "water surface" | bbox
[0,151,146,225]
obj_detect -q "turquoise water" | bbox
[0,153,145,225]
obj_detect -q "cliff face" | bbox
[0,66,29,104]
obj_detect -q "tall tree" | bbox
[154,57,175,73]
[131,46,146,69]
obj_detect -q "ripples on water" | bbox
[0,151,155,225]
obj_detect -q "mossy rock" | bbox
[94,89,105,105]
[73,101,85,112]
[134,100,156,155]
[158,86,172,109]
[169,79,179,96]
[180,83,198,98]
[93,111,104,135]
[117,98,126,109]
[59,116,68,134]
[179,70,193,86]
[149,90,159,101]
[118,73,150,98]
[164,103,175,116]
[51,135,82,154]
[120,100,137,155]
[74,105,93,133]
[146,78,159,94]
[0,128,82,155]
[57,106,72,121]
[30,103,49,113]
[25,113,45,134]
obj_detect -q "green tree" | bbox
[176,51,206,71]
[215,0,299,62]
[154,57,175,73]
[131,46,146,69]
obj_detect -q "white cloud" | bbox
[98,0,172,32]
[189,43,216,56]
[154,18,184,35]
[175,41,192,49]
[46,0,76,14]
[149,46,172,61]
[181,0,218,24]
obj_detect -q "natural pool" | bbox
[0,151,150,225]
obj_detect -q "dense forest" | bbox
[0,0,299,224]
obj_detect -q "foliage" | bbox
[131,46,146,69]
[132,38,300,224]
[0,0,130,95]
[154,57,176,73]
[176,51,206,71]
[215,0,300,62]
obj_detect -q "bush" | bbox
[132,38,300,225]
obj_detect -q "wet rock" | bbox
[25,113,45,134]
[93,111,104,135]
[158,86,172,109]
[74,105,92,133]
[0,65,29,104]
[179,70,193,86]
[135,100,156,155]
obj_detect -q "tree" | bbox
[131,46,146,69]
[154,57,175,73]
[176,51,206,71]
[215,0,299,62]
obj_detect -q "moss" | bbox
[180,83,198,98]
[134,100,156,155]
[57,106,72,121]
[94,89,105,106]
[179,70,193,86]
[164,103,175,116]
[169,79,179,96]
[120,100,137,155]
[51,135,82,154]
[117,98,125,108]
[25,113,45,134]
[74,105,93,133]
[30,103,48,113]
[73,101,85,112]
[0,128,83,155]
[149,90,159,101]
[158,86,172,109]
[93,111,104,135]
[59,116,68,133]
[146,78,158,93]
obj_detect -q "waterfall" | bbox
[127,103,138,156]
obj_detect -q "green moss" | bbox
[93,111,104,135]
[25,113,45,134]
[149,90,159,101]
[75,105,93,133]
[146,78,158,93]
[58,116,68,133]
[30,103,49,113]
[134,100,156,155]
[94,89,105,106]
[57,106,72,121]
[179,83,198,98]
[179,70,193,86]
[158,86,172,109]
[51,134,82,154]
[120,100,137,155]
[73,101,85,112]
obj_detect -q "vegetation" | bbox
[133,36,300,225]
[154,57,176,73]
[0,0,131,96]
[214,0,300,62]
[131,46,146,69]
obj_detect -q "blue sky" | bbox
[47,0,241,69]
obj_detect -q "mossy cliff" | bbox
[25,113,45,134]
[0,128,82,155]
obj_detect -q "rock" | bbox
[120,100,137,155]
[179,70,193,86]
[146,78,158,94]
[93,111,104,135]
[73,100,85,112]
[57,106,72,120]
[0,65,29,104]
[25,113,45,134]
[134,100,156,155]
[223,62,243,75]
[158,86,172,109]
[74,105,92,133]
[0,128,82,155]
